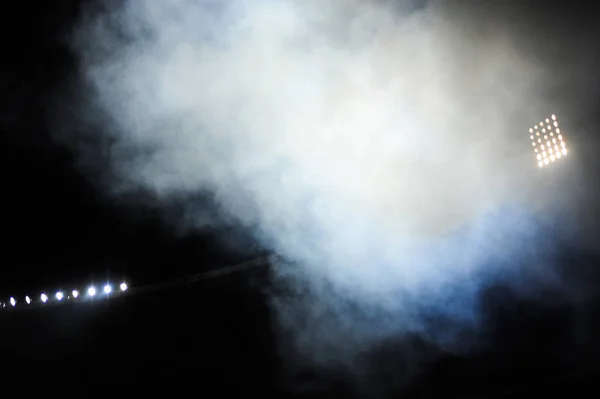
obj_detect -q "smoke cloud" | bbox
[62,0,599,388]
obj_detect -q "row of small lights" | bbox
[2,282,128,308]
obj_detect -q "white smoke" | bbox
[64,0,590,385]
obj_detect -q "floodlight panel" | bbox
[529,114,567,168]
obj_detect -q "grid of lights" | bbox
[529,114,568,168]
[1,282,128,309]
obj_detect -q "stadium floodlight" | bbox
[72,290,79,298]
[41,293,48,303]
[88,287,96,297]
[9,297,16,307]
[104,284,112,294]
[529,114,567,168]
[120,282,128,292]
[25,296,31,304]
[56,292,64,301]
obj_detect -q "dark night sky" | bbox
[1,0,600,396]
